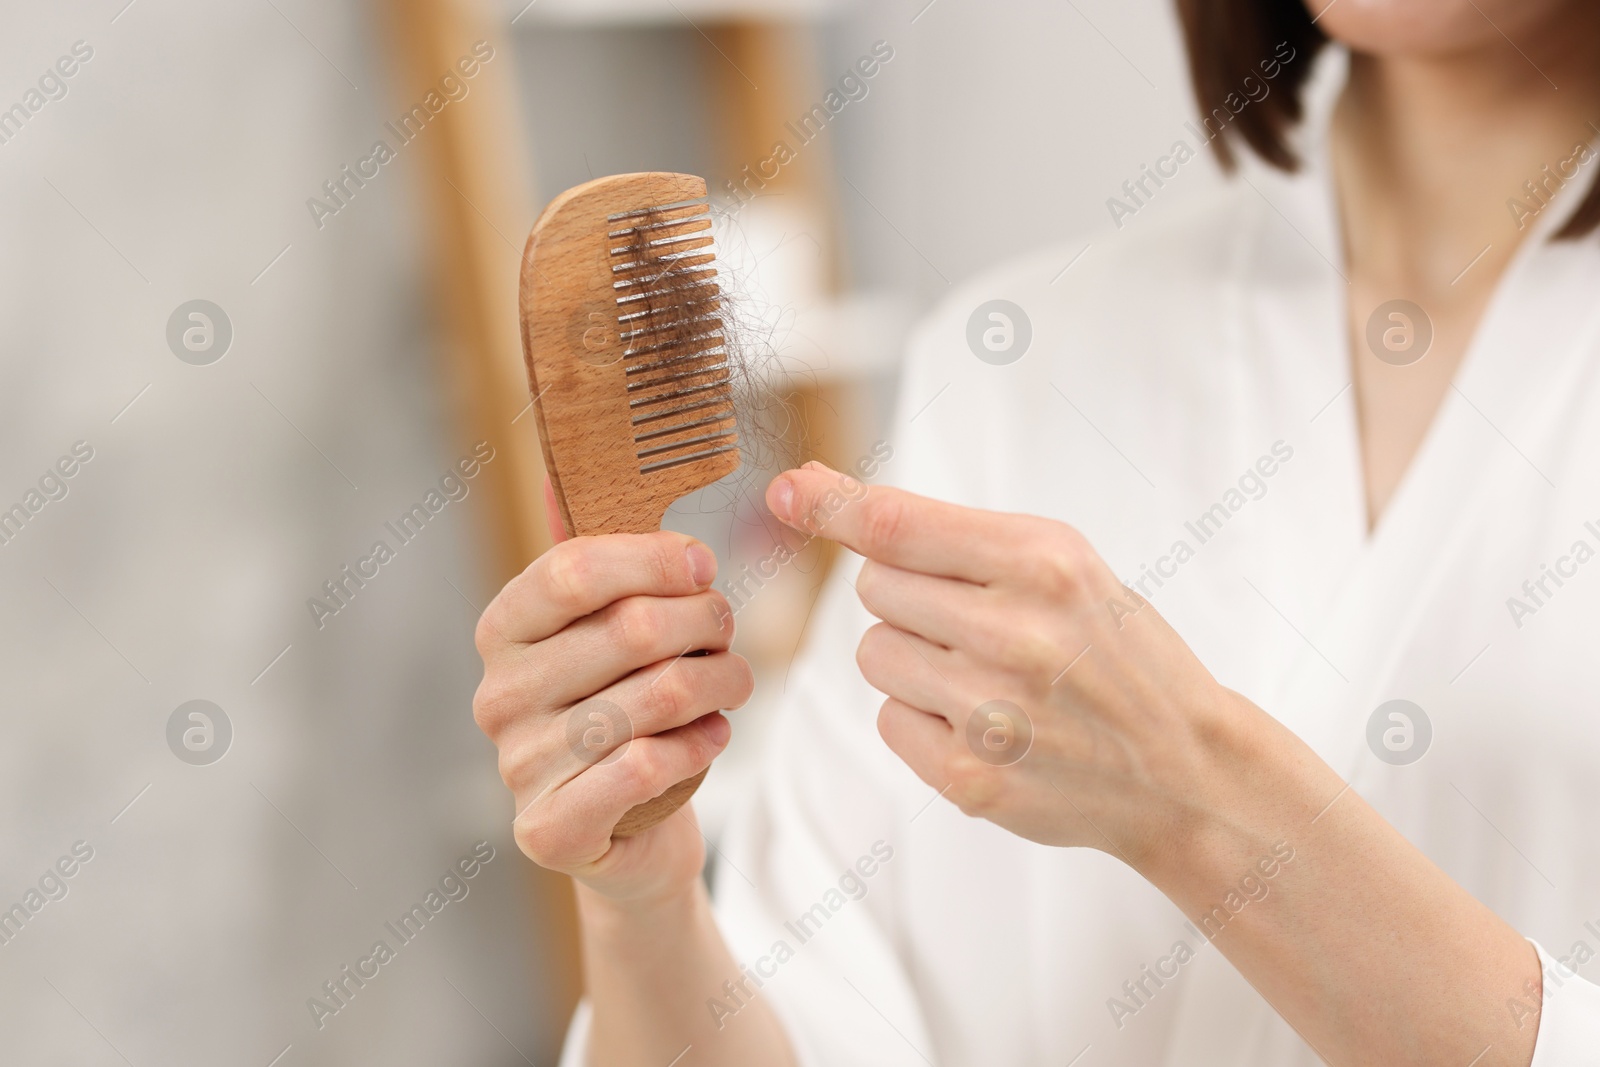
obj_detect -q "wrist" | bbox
[576,875,708,939]
[1135,688,1338,911]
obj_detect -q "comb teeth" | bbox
[607,196,737,475]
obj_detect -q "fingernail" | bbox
[687,543,717,587]
[771,477,795,523]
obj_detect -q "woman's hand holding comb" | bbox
[471,480,752,905]
[472,483,798,1065]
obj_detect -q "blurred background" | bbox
[0,0,1219,1061]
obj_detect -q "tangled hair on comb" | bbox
[610,196,810,512]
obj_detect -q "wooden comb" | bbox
[519,172,739,837]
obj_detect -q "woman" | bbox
[472,0,1600,1062]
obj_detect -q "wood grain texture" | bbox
[520,172,739,836]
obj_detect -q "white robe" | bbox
[564,52,1600,1065]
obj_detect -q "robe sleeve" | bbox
[1529,939,1600,1065]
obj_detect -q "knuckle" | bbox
[619,743,669,800]
[648,536,681,591]
[859,493,906,551]
[495,742,541,794]
[987,625,1059,679]
[540,544,591,613]
[645,670,692,725]
[494,745,519,787]
[512,810,564,867]
[472,610,500,658]
[943,751,1001,817]
[471,675,518,736]
[1026,536,1087,596]
[608,598,662,658]
[512,781,610,872]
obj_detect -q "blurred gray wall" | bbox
[0,3,552,1064]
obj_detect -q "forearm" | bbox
[1141,700,1541,1066]
[578,879,799,1067]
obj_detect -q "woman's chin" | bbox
[1311,0,1564,59]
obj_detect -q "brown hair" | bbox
[1173,0,1600,239]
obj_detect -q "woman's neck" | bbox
[1329,7,1600,532]
[1335,14,1600,294]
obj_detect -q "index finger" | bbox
[479,530,719,650]
[765,463,1014,584]
[543,475,570,545]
